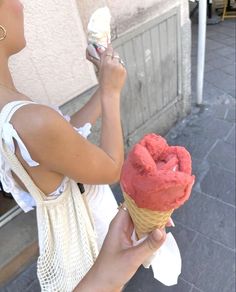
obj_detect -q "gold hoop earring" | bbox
[0,25,7,41]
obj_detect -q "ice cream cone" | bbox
[123,192,173,239]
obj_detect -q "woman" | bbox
[0,1,166,291]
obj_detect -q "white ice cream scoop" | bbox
[87,7,125,67]
[87,7,111,49]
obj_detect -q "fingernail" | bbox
[169,218,175,227]
[152,229,163,241]
[97,46,105,52]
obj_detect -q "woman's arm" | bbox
[12,45,126,185]
[70,87,101,127]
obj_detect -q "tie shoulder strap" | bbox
[0,100,46,203]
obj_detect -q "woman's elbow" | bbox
[108,163,123,184]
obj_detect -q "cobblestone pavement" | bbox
[2,15,235,292]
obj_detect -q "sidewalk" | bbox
[2,17,235,292]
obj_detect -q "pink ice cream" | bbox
[120,134,195,212]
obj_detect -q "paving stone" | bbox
[200,163,236,206]
[225,108,236,122]
[203,93,235,105]
[191,157,203,180]
[4,262,40,292]
[220,19,235,28]
[205,54,234,70]
[25,279,41,292]
[225,125,235,145]
[215,46,235,58]
[202,81,228,102]
[204,63,215,73]
[205,69,235,97]
[212,104,228,119]
[215,26,236,37]
[205,39,227,51]
[191,287,204,292]
[207,140,235,172]
[124,267,192,292]
[171,133,216,160]
[179,233,235,292]
[206,32,231,43]
[221,64,235,76]
[192,160,211,191]
[184,116,233,140]
[173,190,235,249]
[217,36,236,49]
[0,286,10,292]
[205,117,233,138]
[222,277,236,292]
[205,23,219,32]
[204,50,222,63]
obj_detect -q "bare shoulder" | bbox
[10,103,75,161]
[10,103,75,139]
[11,103,65,131]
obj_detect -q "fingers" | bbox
[96,45,106,58]
[106,43,113,55]
[101,44,113,62]
[101,45,123,66]
[86,49,100,69]
[146,229,166,251]
[111,207,133,230]
[133,229,166,261]
[88,43,125,69]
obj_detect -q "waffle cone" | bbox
[123,192,174,239]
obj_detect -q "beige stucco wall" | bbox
[9,0,97,106]
[9,0,189,107]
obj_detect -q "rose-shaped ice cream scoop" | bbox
[120,133,195,238]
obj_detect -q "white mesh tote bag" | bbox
[0,101,98,292]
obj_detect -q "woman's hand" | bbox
[87,44,126,97]
[99,45,126,97]
[75,208,167,292]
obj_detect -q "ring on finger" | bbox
[113,55,120,60]
[105,53,113,57]
[118,203,128,212]
[119,59,125,67]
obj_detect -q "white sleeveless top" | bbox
[0,101,91,212]
[0,101,118,250]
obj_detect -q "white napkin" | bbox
[132,231,182,286]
